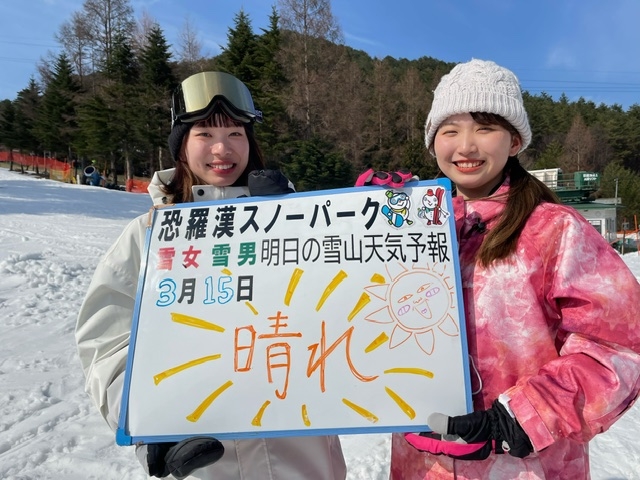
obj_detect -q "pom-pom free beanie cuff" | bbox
[168,122,192,162]
[425,59,531,155]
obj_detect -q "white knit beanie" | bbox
[424,59,531,155]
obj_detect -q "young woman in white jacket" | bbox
[75,71,346,480]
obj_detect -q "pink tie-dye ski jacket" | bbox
[390,182,640,479]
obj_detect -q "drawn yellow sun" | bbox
[363,262,459,355]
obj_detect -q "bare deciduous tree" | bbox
[326,50,368,167]
[131,9,157,54]
[398,67,427,144]
[176,16,207,76]
[562,115,596,173]
[278,0,343,135]
[371,59,395,152]
[56,12,92,83]
[36,52,59,91]
[82,0,136,71]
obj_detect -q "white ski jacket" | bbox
[75,169,347,480]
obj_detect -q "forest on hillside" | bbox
[0,0,639,226]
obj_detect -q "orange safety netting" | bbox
[0,151,149,193]
[0,151,70,172]
[126,178,150,194]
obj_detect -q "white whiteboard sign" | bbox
[116,179,472,445]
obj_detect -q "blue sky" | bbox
[1,0,639,109]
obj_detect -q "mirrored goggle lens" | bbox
[172,71,259,123]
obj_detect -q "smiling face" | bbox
[390,193,409,210]
[423,192,437,208]
[183,120,250,187]
[433,113,521,199]
[389,271,449,331]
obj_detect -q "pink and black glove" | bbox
[355,168,417,188]
[405,399,533,461]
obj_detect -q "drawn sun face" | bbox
[364,262,459,355]
[391,271,449,330]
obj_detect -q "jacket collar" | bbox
[148,168,249,205]
[454,177,510,240]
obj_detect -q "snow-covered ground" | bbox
[1,166,639,479]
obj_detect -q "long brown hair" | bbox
[162,110,265,203]
[468,113,561,266]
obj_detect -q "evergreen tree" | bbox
[13,79,42,155]
[139,25,175,90]
[256,7,286,89]
[0,100,18,169]
[138,24,177,174]
[0,100,14,142]
[624,104,640,175]
[216,9,259,87]
[253,6,290,164]
[400,139,438,182]
[523,92,557,162]
[555,93,575,135]
[35,53,80,159]
[600,161,640,230]
[283,136,353,191]
[599,105,633,169]
[101,32,142,184]
[533,141,564,170]
[76,94,113,167]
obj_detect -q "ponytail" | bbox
[477,157,560,267]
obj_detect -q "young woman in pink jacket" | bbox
[393,59,640,479]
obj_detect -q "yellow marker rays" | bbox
[284,268,304,306]
[385,386,416,419]
[187,380,234,422]
[171,312,225,332]
[252,400,271,426]
[370,273,386,284]
[365,332,389,353]
[154,354,221,385]
[301,404,311,427]
[347,292,370,322]
[245,301,258,315]
[342,398,379,423]
[384,367,434,378]
[316,270,348,311]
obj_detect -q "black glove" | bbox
[147,437,224,479]
[248,169,295,196]
[405,399,533,460]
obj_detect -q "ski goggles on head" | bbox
[171,71,263,126]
